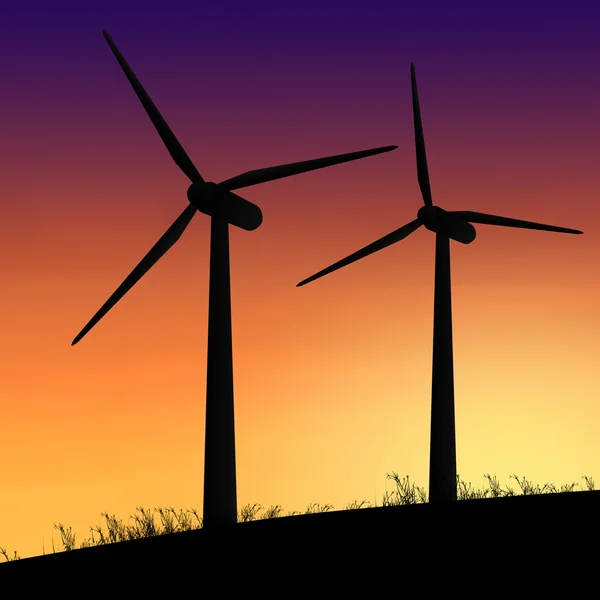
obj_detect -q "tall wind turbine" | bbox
[297,64,583,503]
[72,30,398,529]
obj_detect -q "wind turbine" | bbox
[72,30,398,529]
[297,64,583,503]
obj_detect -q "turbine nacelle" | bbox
[187,181,263,231]
[417,205,476,244]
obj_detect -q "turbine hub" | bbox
[187,181,263,231]
[417,205,476,244]
[417,205,438,231]
[187,180,215,207]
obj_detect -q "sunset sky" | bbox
[1,0,599,559]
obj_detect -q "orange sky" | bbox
[1,1,600,559]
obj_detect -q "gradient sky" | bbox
[1,0,599,558]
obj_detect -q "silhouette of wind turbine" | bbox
[72,31,398,529]
[297,64,583,503]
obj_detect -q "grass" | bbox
[1,472,595,562]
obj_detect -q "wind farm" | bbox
[2,1,600,576]
[11,61,592,572]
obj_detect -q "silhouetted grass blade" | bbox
[219,146,398,191]
[297,219,421,287]
[72,204,197,345]
[102,30,203,184]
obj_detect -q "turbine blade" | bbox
[219,146,398,191]
[411,64,433,207]
[72,204,197,346]
[449,211,583,234]
[297,219,421,287]
[103,30,203,184]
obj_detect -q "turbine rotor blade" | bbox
[411,64,433,207]
[72,204,197,346]
[297,219,422,287]
[219,146,398,191]
[103,30,203,184]
[449,211,583,234]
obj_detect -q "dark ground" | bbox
[2,492,597,583]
